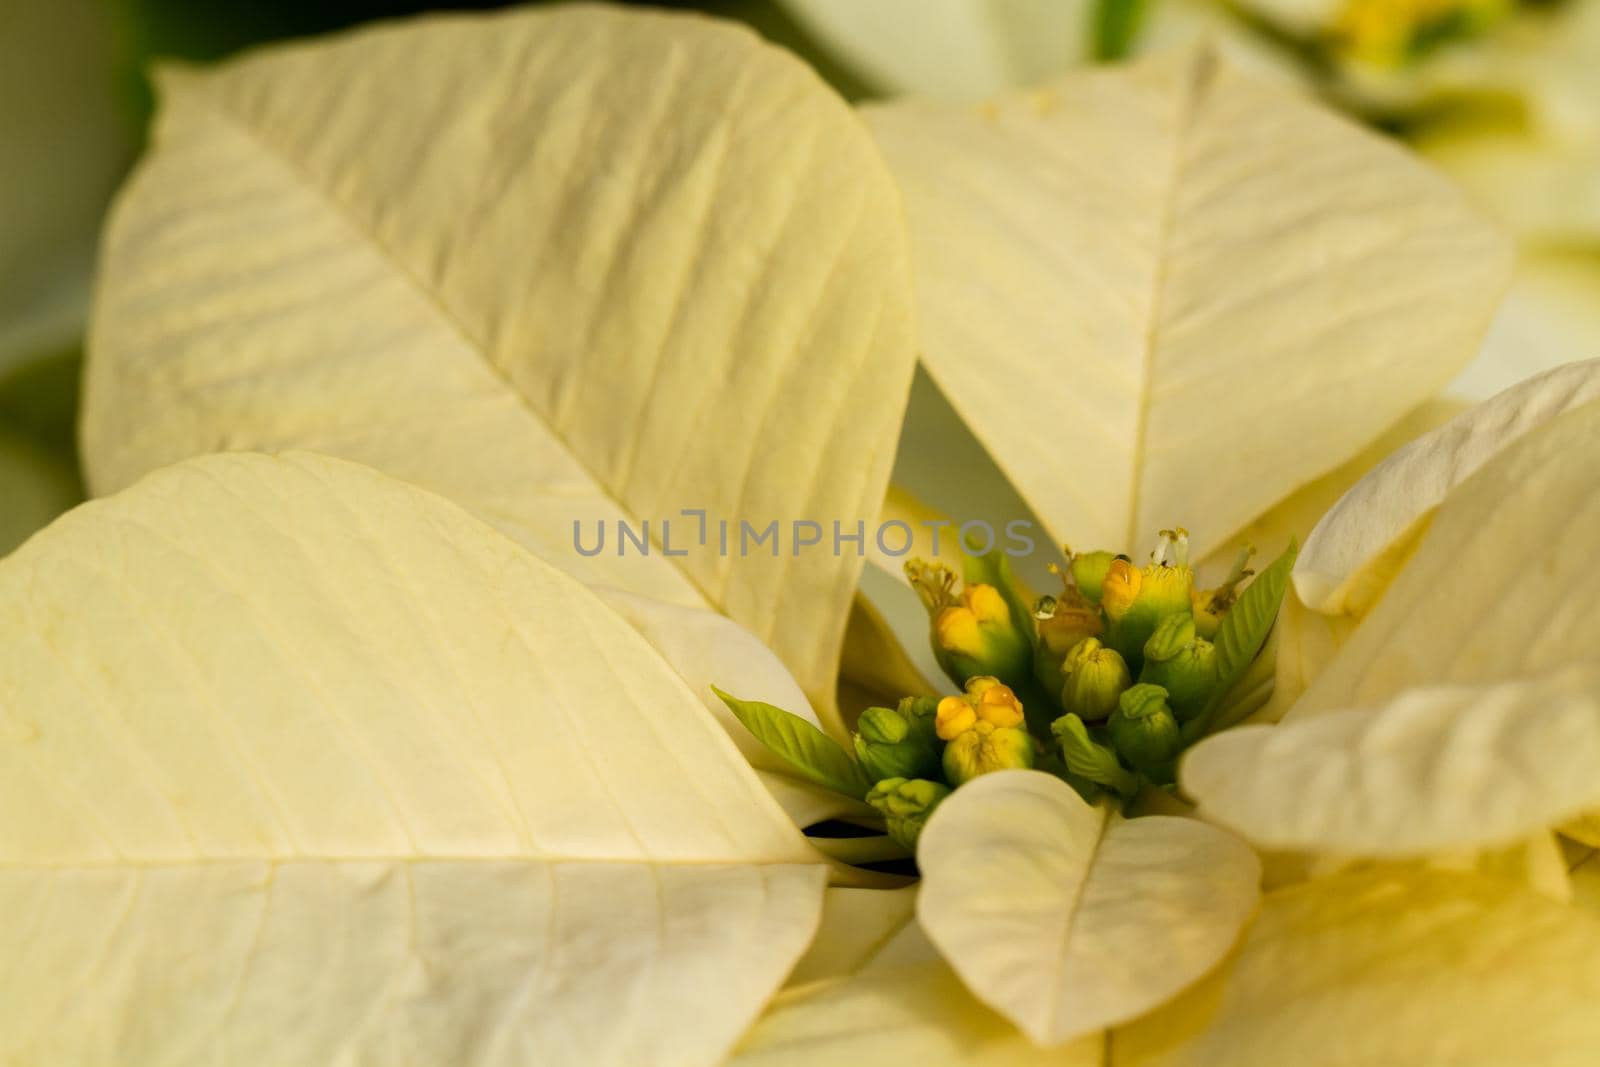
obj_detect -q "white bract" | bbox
[39,4,1600,1062]
[916,771,1260,1046]
[84,5,918,730]
[1185,379,1600,859]
[864,47,1510,560]
[0,451,828,1066]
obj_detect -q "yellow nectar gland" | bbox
[936,677,1025,740]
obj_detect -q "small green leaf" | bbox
[713,687,873,800]
[1052,713,1141,798]
[1184,541,1297,741]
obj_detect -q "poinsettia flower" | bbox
[38,3,1600,1062]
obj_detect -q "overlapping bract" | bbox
[865,47,1511,559]
[0,451,829,1066]
[1185,386,1600,861]
[84,5,918,727]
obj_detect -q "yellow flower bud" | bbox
[1059,637,1131,722]
[934,605,985,658]
[942,721,1036,786]
[909,561,1032,689]
[1105,561,1195,668]
[968,676,1026,728]
[935,694,977,740]
[1101,558,1142,620]
[1134,562,1194,617]
[934,583,1021,663]
[964,583,1011,626]
[936,676,1026,741]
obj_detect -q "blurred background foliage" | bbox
[3,0,1597,554]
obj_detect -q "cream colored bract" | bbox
[84,5,918,730]
[1183,391,1600,864]
[0,451,828,1065]
[865,47,1511,560]
[1296,359,1600,614]
[1115,868,1600,1067]
[57,3,1600,1062]
[916,771,1260,1046]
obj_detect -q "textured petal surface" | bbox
[1116,869,1600,1066]
[1200,398,1463,584]
[1184,668,1600,856]
[1186,400,1600,856]
[1289,397,1600,716]
[84,6,918,725]
[737,905,1100,1066]
[596,589,871,827]
[916,771,1260,1046]
[1453,252,1600,402]
[1250,589,1359,724]
[1297,360,1600,615]
[734,957,1100,1066]
[0,452,826,1066]
[864,49,1512,559]
[785,885,919,986]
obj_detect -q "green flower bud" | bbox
[1143,612,1196,661]
[1051,713,1140,797]
[867,777,952,851]
[1032,589,1104,699]
[1108,683,1183,773]
[1059,637,1131,722]
[858,705,908,745]
[1140,616,1219,722]
[853,703,941,782]
[942,722,1036,786]
[1104,570,1194,670]
[1069,550,1121,603]
[907,560,1032,688]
